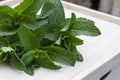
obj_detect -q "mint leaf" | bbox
[37,19,47,28]
[21,50,35,65]
[0,0,101,76]
[34,50,61,70]
[43,46,76,66]
[0,37,9,47]
[0,6,12,12]
[0,13,13,24]
[69,13,76,30]
[0,25,18,36]
[0,6,14,16]
[61,36,83,61]
[22,0,45,17]
[47,0,65,25]
[38,2,55,19]
[70,46,83,61]
[24,66,34,76]
[17,14,40,30]
[71,18,101,36]
[44,33,60,42]
[11,52,26,71]
[69,35,83,46]
[60,19,70,32]
[18,27,40,50]
[0,47,13,62]
[14,0,34,14]
[33,24,61,38]
[0,14,18,36]
[60,13,76,32]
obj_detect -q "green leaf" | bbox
[33,24,61,37]
[18,27,40,50]
[0,24,18,36]
[22,0,45,17]
[34,50,61,70]
[69,36,83,46]
[70,46,83,61]
[24,66,34,76]
[14,0,34,14]
[43,46,76,66]
[42,24,61,33]
[0,53,8,62]
[0,0,102,75]
[47,0,65,26]
[21,50,35,65]
[61,36,83,61]
[71,18,101,36]
[37,19,47,28]
[1,47,13,53]
[38,2,55,19]
[69,13,76,30]
[0,6,14,16]
[44,33,60,42]
[0,13,13,24]
[0,37,9,46]
[0,14,18,36]
[0,47,13,62]
[60,19,70,32]
[11,52,26,71]
[17,14,40,30]
[62,37,72,48]
[60,13,76,32]
[0,6,12,12]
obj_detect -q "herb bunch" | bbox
[0,0,101,75]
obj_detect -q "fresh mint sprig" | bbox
[0,0,101,75]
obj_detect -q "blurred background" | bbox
[0,0,120,17]
[64,0,120,17]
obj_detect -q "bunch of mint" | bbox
[0,0,101,75]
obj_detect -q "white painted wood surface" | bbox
[0,0,120,80]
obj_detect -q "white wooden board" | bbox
[0,0,120,80]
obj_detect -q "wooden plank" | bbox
[0,0,120,80]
